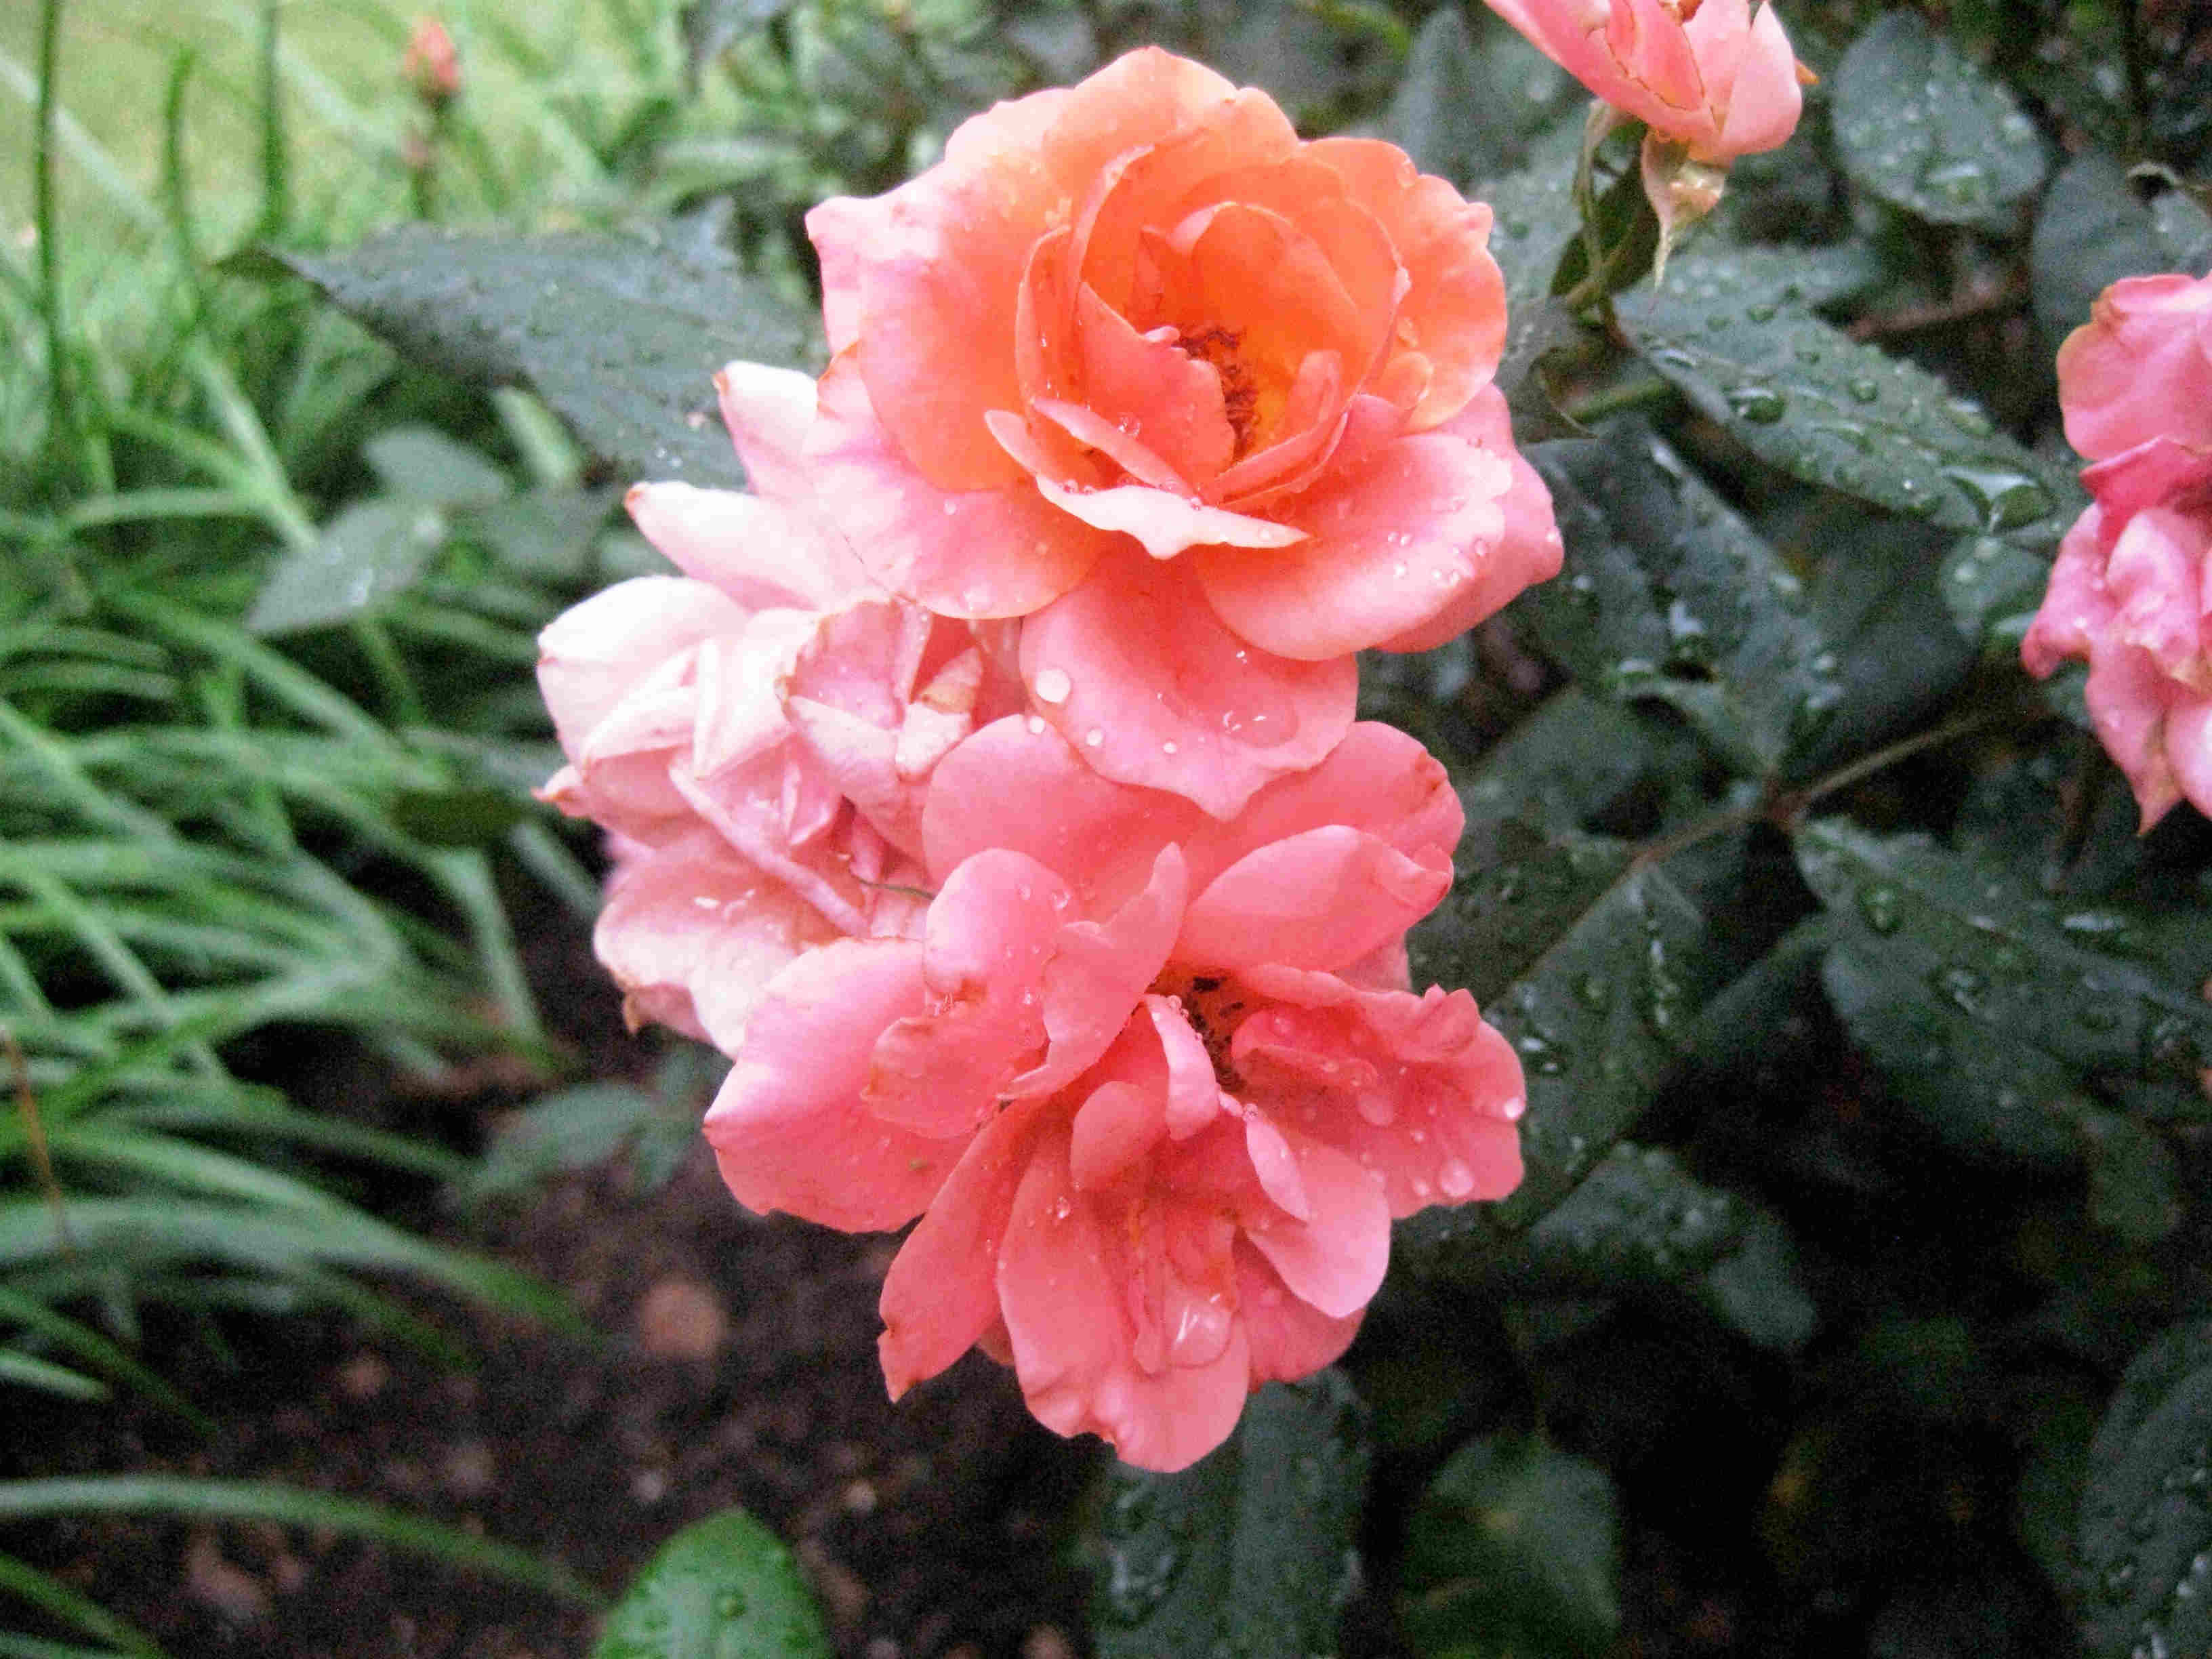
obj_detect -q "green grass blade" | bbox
[0,1349,108,1401]
[0,1286,210,1429]
[0,1480,605,1610]
[0,1551,161,1656]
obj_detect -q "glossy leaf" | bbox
[1831,11,2046,229]
[592,1505,832,1659]
[1795,818,2212,1160]
[1380,7,1577,190]
[363,427,510,508]
[1090,1372,1368,1659]
[1525,426,1841,776]
[1399,1431,1620,1659]
[246,499,449,636]
[266,228,817,489]
[2077,1322,2212,1659]
[2030,151,2212,353]
[1524,1143,1816,1351]
[1618,289,2066,537]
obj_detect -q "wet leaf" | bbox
[1524,426,1841,777]
[2030,150,2212,355]
[363,427,510,508]
[459,487,623,580]
[265,227,817,489]
[1380,7,1578,188]
[2076,1322,2212,1659]
[1399,1431,1620,1659]
[591,1504,832,1658]
[1477,119,1586,316]
[1831,11,2046,229]
[247,500,449,636]
[1617,290,2067,536]
[1794,818,2212,1160]
[1524,1143,1816,1351]
[1403,819,1760,1271]
[1089,1372,1368,1659]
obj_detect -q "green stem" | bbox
[33,0,69,478]
[254,0,287,243]
[1563,375,1675,426]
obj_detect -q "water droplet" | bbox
[1846,376,1881,404]
[1930,962,1988,1014]
[1025,714,1047,734]
[1034,667,1072,705]
[1437,1158,1476,1199]
[1727,385,1786,423]
[1941,464,2054,532]
[1858,886,1902,933]
[716,1590,747,1618]
[1084,728,1105,748]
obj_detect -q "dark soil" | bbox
[5,909,1102,1659]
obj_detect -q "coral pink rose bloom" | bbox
[798,47,1560,817]
[2023,272,2212,830]
[703,719,1525,1470]
[1483,0,1805,164]
[537,363,1020,1048]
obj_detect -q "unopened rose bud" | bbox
[402,18,461,108]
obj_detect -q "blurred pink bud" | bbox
[402,18,462,106]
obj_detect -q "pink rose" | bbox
[702,719,1525,1470]
[402,17,461,105]
[1483,0,1806,165]
[536,363,1021,1047]
[794,47,1561,817]
[2023,272,2212,830]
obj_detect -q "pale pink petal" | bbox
[2108,508,2209,680]
[1373,387,1564,653]
[1069,284,1235,485]
[997,1132,1253,1473]
[2087,636,2187,829]
[1069,1078,1169,1193]
[712,361,826,508]
[2059,274,2212,461]
[1006,847,1189,1100]
[1237,1125,1390,1319]
[1233,1240,1362,1385]
[2167,697,2212,819]
[1195,429,1515,661]
[1178,825,1450,973]
[1174,720,1462,897]
[1712,3,1806,159]
[624,483,854,610]
[1145,995,1229,1138]
[865,849,1071,1137]
[878,1095,1050,1398]
[537,576,746,754]
[2083,438,2212,529]
[704,939,962,1231]
[2022,508,2115,678]
[1032,474,1306,560]
[806,355,1118,619]
[922,716,1206,907]
[1018,552,1358,819]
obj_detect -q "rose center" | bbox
[1174,325,1263,457]
[1152,970,1251,1088]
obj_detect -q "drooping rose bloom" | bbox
[2022,272,2212,830]
[537,363,1022,1048]
[794,47,1561,817]
[703,718,1525,1470]
[1482,0,1805,165]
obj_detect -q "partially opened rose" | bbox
[1483,0,1805,166]
[537,363,1021,1048]
[2022,272,2212,830]
[703,719,1525,1469]
[798,47,1560,817]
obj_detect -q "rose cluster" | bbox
[539,49,1563,1471]
[2024,270,2212,832]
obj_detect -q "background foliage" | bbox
[7,0,2212,1654]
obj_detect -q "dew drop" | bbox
[1437,1158,1476,1199]
[1034,667,1073,705]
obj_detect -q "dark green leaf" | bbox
[1450,688,1688,840]
[1399,1431,1620,1659]
[1090,1372,1368,1659]
[1403,825,1759,1271]
[363,426,510,508]
[1476,119,1586,316]
[1940,528,2064,655]
[459,487,621,580]
[1781,497,1979,771]
[1795,818,2212,1160]
[1830,11,2046,230]
[2031,151,2205,354]
[269,228,817,489]
[391,785,529,848]
[1617,292,2066,536]
[1638,239,1887,316]
[2081,1110,2182,1246]
[1524,1142,1816,1351]
[463,1082,701,1204]
[246,500,449,636]
[682,0,802,82]
[1380,7,1577,189]
[592,1504,832,1659]
[1524,426,1841,776]
[2077,1322,2212,1659]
